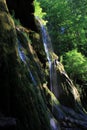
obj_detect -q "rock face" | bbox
[6,0,38,31]
[0,0,17,115]
[0,0,50,130]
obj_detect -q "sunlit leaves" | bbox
[34,0,46,18]
[63,49,87,82]
[37,0,87,57]
[37,0,87,84]
[34,0,47,25]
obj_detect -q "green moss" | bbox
[9,61,50,130]
[43,84,60,108]
[0,2,51,129]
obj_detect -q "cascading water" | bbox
[18,40,37,86]
[41,24,53,93]
[37,17,59,100]
[36,17,61,130]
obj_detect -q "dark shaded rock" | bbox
[0,0,17,116]
[6,0,38,31]
[29,31,47,68]
[0,1,51,130]
[0,117,16,130]
[43,85,87,130]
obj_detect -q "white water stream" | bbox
[37,18,55,91]
[36,18,61,130]
[18,41,37,86]
[38,18,60,99]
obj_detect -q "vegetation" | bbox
[63,49,87,83]
[34,0,47,25]
[34,0,46,19]
[36,0,87,89]
[37,0,87,55]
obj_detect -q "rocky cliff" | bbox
[0,0,50,129]
[6,0,37,31]
[0,0,87,130]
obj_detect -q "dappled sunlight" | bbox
[43,83,60,105]
[72,86,80,101]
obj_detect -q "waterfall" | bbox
[18,40,37,86]
[39,20,80,102]
[36,17,53,91]
[41,25,53,93]
[37,17,59,98]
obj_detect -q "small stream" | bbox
[18,40,37,86]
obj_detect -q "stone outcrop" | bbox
[0,1,50,129]
[6,0,38,31]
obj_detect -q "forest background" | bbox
[34,0,87,92]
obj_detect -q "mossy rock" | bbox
[0,1,51,130]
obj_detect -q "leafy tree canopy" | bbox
[63,49,87,83]
[36,0,87,87]
[34,0,47,25]
[37,0,87,57]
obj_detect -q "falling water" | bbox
[18,43,26,64]
[18,41,37,86]
[41,25,53,93]
[37,18,54,90]
[50,117,60,130]
[37,17,59,98]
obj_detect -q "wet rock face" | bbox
[6,0,37,31]
[0,1,50,130]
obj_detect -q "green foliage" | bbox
[37,0,87,56]
[34,0,46,18]
[34,0,47,25]
[37,0,73,55]
[63,50,87,83]
[11,11,21,26]
[37,0,87,87]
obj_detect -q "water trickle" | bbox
[37,18,53,86]
[18,43,27,64]
[18,40,37,86]
[41,25,53,63]
[50,118,59,130]
[37,17,59,98]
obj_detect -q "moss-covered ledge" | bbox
[0,1,51,130]
[0,0,17,115]
[43,84,87,129]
